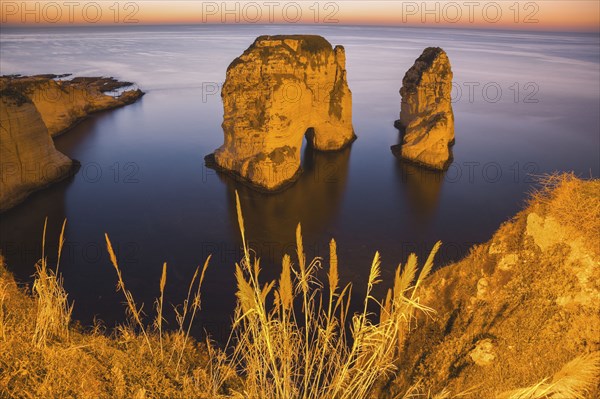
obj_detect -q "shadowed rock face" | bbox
[0,93,72,212]
[212,35,355,190]
[393,47,454,170]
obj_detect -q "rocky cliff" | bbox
[392,48,454,170]
[0,75,143,212]
[0,90,73,212]
[2,75,143,137]
[211,35,355,190]
[380,174,600,398]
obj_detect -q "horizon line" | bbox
[2,22,599,34]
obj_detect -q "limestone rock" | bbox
[0,90,73,212]
[2,75,144,137]
[392,47,454,170]
[211,35,355,190]
[469,339,497,366]
[0,75,143,211]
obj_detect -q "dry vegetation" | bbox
[1,174,598,398]
[0,192,446,398]
[382,173,600,399]
[528,172,600,254]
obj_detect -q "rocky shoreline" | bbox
[0,74,144,212]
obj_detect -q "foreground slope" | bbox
[384,174,600,398]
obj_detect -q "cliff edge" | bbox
[381,174,600,398]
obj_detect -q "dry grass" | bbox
[228,191,439,399]
[0,221,229,399]
[0,192,442,398]
[529,172,600,247]
[499,352,600,399]
[32,219,72,347]
[3,174,599,398]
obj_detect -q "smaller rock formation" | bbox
[2,75,143,136]
[210,35,355,191]
[0,75,143,212]
[392,47,454,170]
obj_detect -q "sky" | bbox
[1,1,599,31]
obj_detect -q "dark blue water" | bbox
[1,25,598,341]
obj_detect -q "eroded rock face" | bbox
[0,75,143,211]
[0,91,72,212]
[2,75,144,137]
[393,47,454,170]
[212,35,355,190]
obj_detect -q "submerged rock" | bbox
[211,35,355,190]
[0,92,73,212]
[2,75,144,137]
[392,47,454,170]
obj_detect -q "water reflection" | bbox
[0,177,70,278]
[393,151,446,225]
[218,144,352,265]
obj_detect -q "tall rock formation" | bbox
[0,89,73,212]
[211,35,355,190]
[392,47,454,170]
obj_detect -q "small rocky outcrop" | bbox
[392,47,454,170]
[0,90,72,212]
[2,75,144,137]
[0,75,143,212]
[210,35,355,190]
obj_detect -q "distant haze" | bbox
[1,1,599,31]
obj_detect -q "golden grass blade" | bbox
[177,254,212,372]
[398,254,418,296]
[279,254,293,312]
[104,233,153,355]
[56,218,67,274]
[329,239,339,296]
[417,241,442,287]
[41,217,48,265]
[548,352,600,399]
[368,251,382,289]
[159,262,167,294]
[157,262,167,360]
[235,190,249,263]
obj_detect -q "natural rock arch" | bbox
[210,35,355,190]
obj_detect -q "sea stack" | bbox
[211,35,355,191]
[393,47,454,170]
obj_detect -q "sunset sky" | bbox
[1,1,599,31]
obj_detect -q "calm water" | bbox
[1,25,598,340]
